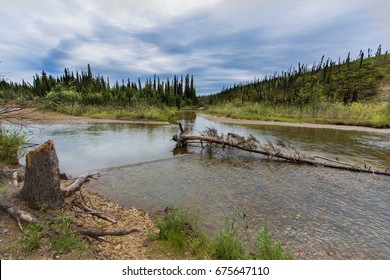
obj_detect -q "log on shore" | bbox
[74,226,142,239]
[0,193,38,225]
[62,172,98,197]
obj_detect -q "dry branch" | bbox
[72,198,117,224]
[0,107,22,114]
[173,130,390,176]
[62,172,99,197]
[0,193,38,230]
[74,226,142,239]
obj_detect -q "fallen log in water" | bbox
[173,127,390,176]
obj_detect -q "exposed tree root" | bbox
[1,171,142,241]
[62,172,99,197]
[72,198,117,224]
[74,226,142,240]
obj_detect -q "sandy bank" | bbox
[1,108,170,125]
[199,113,390,134]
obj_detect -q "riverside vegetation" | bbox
[200,46,390,127]
[1,65,197,121]
[151,207,293,260]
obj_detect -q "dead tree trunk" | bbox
[173,132,390,176]
[19,140,64,209]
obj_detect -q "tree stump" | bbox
[20,140,64,209]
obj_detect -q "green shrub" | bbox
[210,208,249,260]
[210,230,247,260]
[156,208,190,240]
[24,224,44,252]
[44,88,81,109]
[51,234,85,254]
[255,225,293,260]
[0,127,25,165]
[155,208,192,252]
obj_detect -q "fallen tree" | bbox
[173,125,390,177]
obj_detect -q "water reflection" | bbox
[17,122,178,176]
[12,114,390,176]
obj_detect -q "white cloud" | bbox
[1,0,388,93]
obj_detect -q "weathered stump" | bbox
[20,140,64,209]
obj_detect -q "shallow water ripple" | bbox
[88,154,390,259]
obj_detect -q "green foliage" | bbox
[155,208,191,251]
[1,65,197,111]
[189,233,209,259]
[22,211,85,254]
[51,211,85,253]
[52,215,73,235]
[51,234,85,254]
[210,230,247,260]
[200,48,390,127]
[0,127,26,165]
[255,226,293,260]
[36,202,49,213]
[44,88,81,109]
[153,207,210,258]
[151,207,293,260]
[24,224,45,252]
[205,101,390,127]
[210,208,248,260]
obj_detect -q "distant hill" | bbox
[201,48,390,106]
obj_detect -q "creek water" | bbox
[11,113,390,259]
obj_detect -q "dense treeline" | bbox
[200,45,389,108]
[0,64,197,108]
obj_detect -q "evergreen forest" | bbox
[1,64,197,119]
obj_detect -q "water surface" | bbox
[89,154,389,259]
[8,114,390,259]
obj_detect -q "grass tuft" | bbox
[151,207,293,260]
[255,225,293,260]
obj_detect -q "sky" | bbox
[0,0,389,95]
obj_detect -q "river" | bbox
[12,113,390,259]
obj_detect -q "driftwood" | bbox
[62,172,98,197]
[72,198,117,224]
[74,226,142,240]
[173,126,390,177]
[0,193,38,231]
[0,107,22,114]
